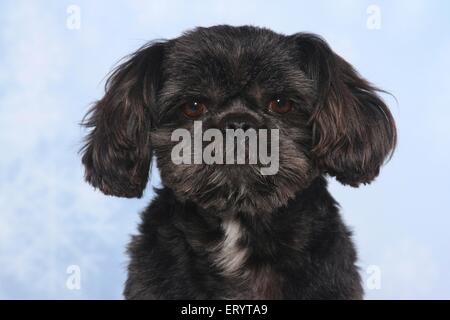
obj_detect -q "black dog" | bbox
[81,25,396,299]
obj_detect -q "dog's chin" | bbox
[159,159,317,215]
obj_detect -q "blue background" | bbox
[1,0,449,299]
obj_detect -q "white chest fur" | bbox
[213,218,249,277]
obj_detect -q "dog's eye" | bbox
[268,98,293,114]
[181,101,207,118]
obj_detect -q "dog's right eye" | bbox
[268,97,293,114]
[181,101,207,118]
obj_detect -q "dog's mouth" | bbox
[161,160,313,215]
[152,124,281,176]
[153,127,315,214]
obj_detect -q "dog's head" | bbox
[81,25,396,213]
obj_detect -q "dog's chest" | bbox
[211,217,282,299]
[213,218,247,276]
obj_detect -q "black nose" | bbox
[225,120,251,131]
[221,114,259,131]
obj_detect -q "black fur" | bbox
[81,25,396,299]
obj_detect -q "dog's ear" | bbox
[291,33,396,186]
[80,42,165,198]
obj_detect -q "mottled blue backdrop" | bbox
[1,0,449,299]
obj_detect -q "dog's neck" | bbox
[165,176,333,298]
[171,175,330,231]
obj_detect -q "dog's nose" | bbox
[220,114,259,131]
[225,120,251,131]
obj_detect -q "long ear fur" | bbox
[292,33,397,186]
[80,41,165,197]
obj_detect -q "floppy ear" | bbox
[80,42,165,198]
[292,33,396,186]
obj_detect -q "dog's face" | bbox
[81,26,396,214]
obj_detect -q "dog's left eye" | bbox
[268,98,293,114]
[181,101,207,118]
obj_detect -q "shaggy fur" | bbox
[81,25,396,299]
